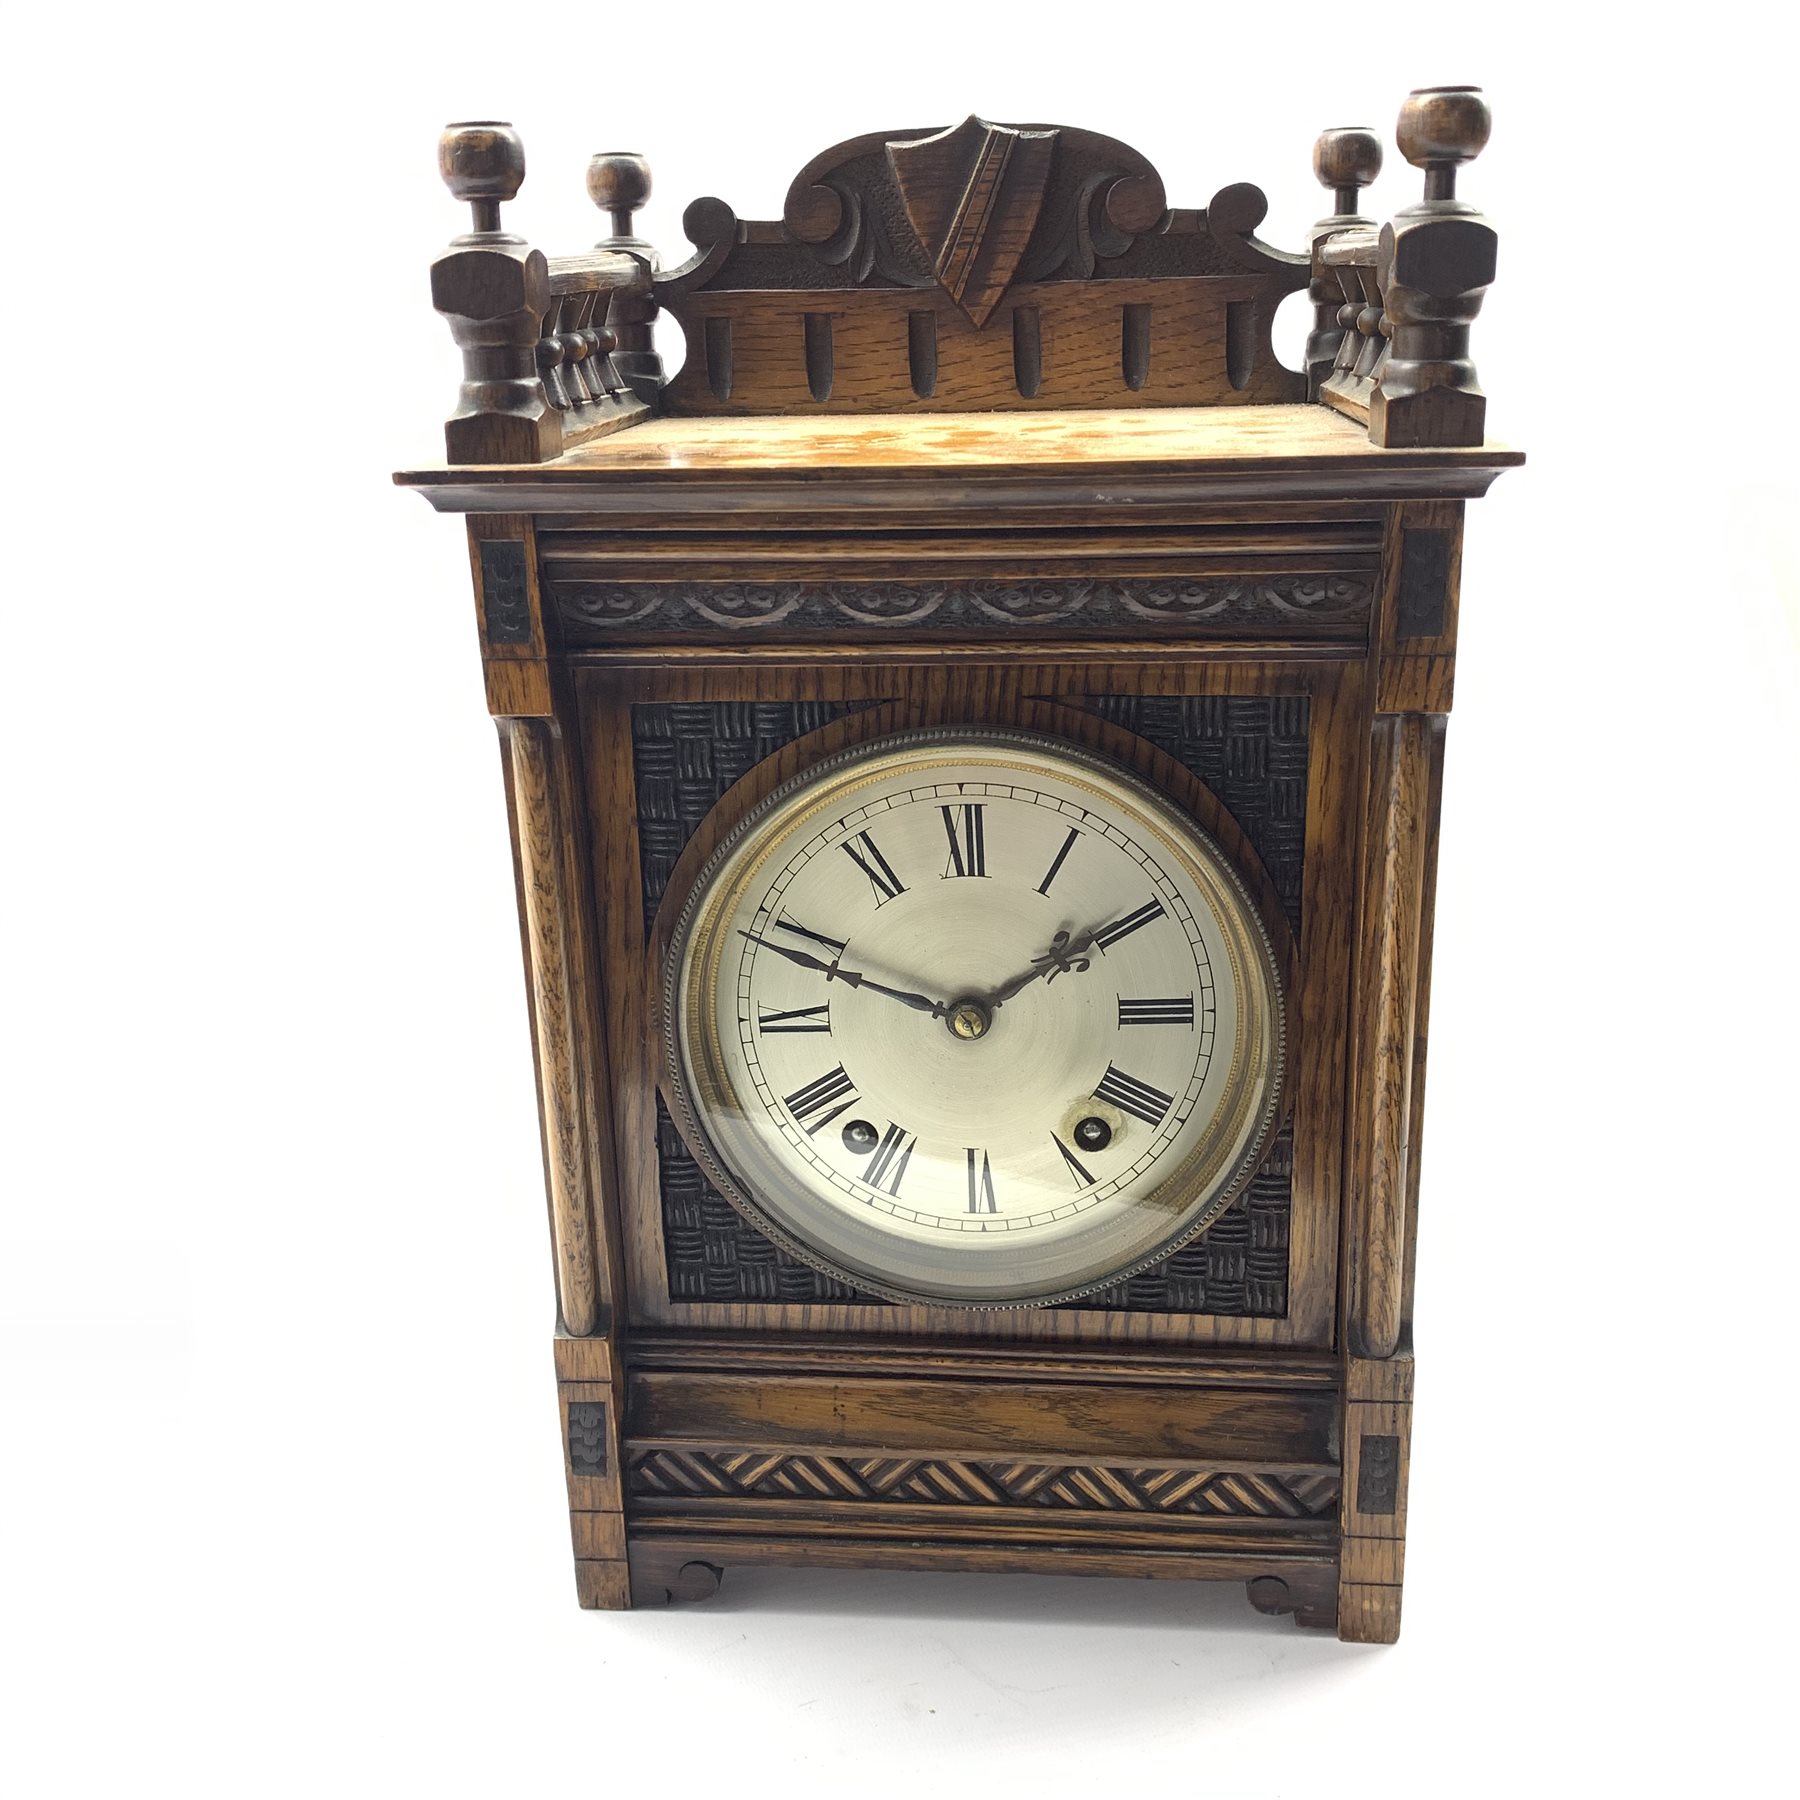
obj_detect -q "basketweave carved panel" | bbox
[628,1448,1340,1519]
[631,700,875,941]
[556,576,1372,647]
[637,698,1307,1316]
[1075,694,1309,937]
[658,1097,1292,1312]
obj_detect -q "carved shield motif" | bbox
[887,116,1058,328]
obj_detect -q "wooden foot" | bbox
[629,1544,725,1606]
[1245,1569,1338,1632]
[574,1558,632,1610]
[1337,1581,1402,1643]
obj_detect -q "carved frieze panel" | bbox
[557,576,1371,647]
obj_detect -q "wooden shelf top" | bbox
[396,404,1522,516]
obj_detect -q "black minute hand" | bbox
[738,931,947,1018]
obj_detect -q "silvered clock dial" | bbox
[659,728,1286,1307]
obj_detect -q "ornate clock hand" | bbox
[988,928,1097,1007]
[738,932,948,1017]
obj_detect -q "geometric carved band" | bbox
[628,1448,1340,1518]
[555,575,1372,644]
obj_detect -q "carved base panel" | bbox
[624,1532,1338,1631]
[580,1335,1370,1635]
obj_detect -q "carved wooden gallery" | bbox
[396,90,1518,1642]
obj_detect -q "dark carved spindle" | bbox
[588,151,664,401]
[1306,127,1381,396]
[1370,87,1496,448]
[559,292,594,406]
[585,311,621,398]
[537,301,573,412]
[432,122,560,463]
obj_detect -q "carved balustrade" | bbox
[427,90,1500,462]
[430,124,660,463]
[1307,88,1497,447]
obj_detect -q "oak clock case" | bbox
[398,91,1518,1643]
[657,728,1288,1309]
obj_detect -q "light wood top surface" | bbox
[549,405,1516,472]
[396,404,1522,514]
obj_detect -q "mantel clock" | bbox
[397,88,1519,1641]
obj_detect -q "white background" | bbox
[4,4,1794,1794]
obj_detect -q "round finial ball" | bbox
[1397,86,1491,168]
[439,121,525,203]
[588,152,651,217]
[1313,126,1382,192]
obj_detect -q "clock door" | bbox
[578,657,1363,1350]
[656,727,1288,1308]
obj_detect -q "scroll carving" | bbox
[555,575,1372,643]
[654,118,1306,415]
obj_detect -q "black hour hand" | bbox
[739,932,947,1018]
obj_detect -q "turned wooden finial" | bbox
[1396,87,1490,206]
[1368,86,1498,447]
[588,152,654,251]
[439,121,527,240]
[1313,127,1382,218]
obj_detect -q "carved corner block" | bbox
[1375,501,1464,715]
[561,1369,630,1608]
[466,516,553,718]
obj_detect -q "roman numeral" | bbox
[863,1122,916,1195]
[1118,996,1195,1027]
[776,915,847,954]
[784,1064,858,1133]
[1094,1063,1175,1126]
[966,1148,997,1213]
[1037,826,1080,895]
[841,830,906,904]
[1092,898,1166,952]
[757,1002,832,1035]
[1052,1132,1097,1189]
[940,803,987,878]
